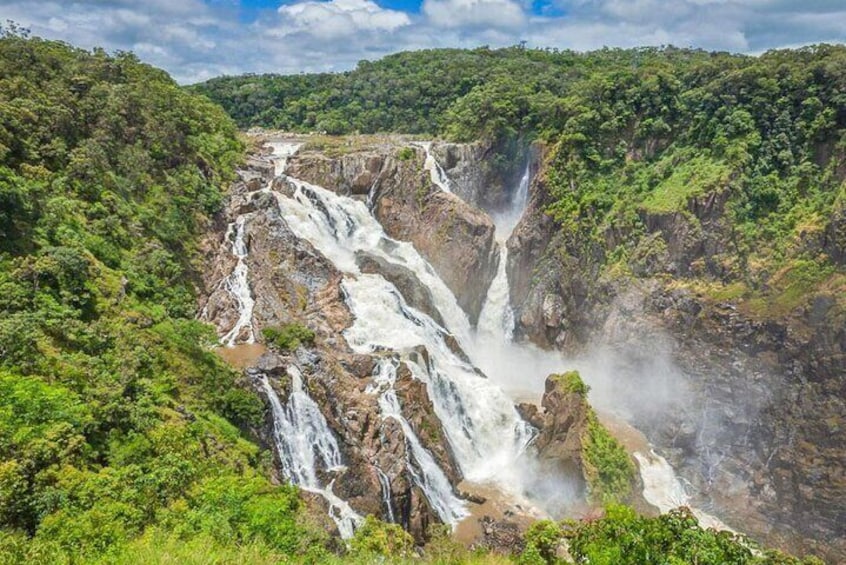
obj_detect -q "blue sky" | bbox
[2,0,844,83]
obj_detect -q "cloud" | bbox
[277,0,411,38]
[422,0,527,30]
[0,0,843,83]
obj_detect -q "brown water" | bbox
[454,481,541,546]
[214,343,267,369]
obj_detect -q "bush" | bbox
[262,323,316,351]
[348,515,414,559]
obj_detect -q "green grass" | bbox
[640,155,732,214]
[261,324,316,351]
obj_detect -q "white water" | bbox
[415,141,453,193]
[368,358,468,524]
[265,153,538,514]
[634,450,734,532]
[475,163,530,343]
[260,366,362,538]
[248,140,735,537]
[220,215,256,346]
[376,467,395,523]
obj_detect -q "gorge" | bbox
[2,36,843,565]
[201,134,841,561]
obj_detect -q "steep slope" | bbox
[0,34,335,563]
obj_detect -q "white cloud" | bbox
[277,0,410,38]
[423,0,527,30]
[0,0,842,83]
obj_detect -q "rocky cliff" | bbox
[286,138,500,326]
[200,151,463,541]
[507,150,846,562]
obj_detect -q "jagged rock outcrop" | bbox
[288,141,499,325]
[200,151,463,542]
[531,373,591,490]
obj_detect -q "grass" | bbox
[261,323,316,351]
[549,371,590,396]
[640,155,731,214]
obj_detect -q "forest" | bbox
[194,43,846,324]
[0,29,839,564]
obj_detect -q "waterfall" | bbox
[414,141,453,193]
[368,358,468,525]
[267,162,536,509]
[376,467,395,523]
[209,141,302,345]
[634,450,734,532]
[220,215,256,346]
[252,139,735,537]
[260,366,363,538]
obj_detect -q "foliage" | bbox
[549,371,590,396]
[262,323,316,351]
[519,520,563,565]
[563,505,824,565]
[348,515,414,560]
[582,412,636,504]
[0,34,323,563]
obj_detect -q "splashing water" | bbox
[368,358,468,524]
[414,141,453,193]
[260,366,362,538]
[220,215,256,346]
[634,450,734,532]
[267,159,537,509]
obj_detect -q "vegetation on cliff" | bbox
[0,31,331,563]
[194,44,846,322]
[2,28,838,563]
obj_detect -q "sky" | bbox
[1,0,844,84]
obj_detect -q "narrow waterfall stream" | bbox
[414,141,453,193]
[367,357,468,524]
[210,140,737,540]
[219,215,256,346]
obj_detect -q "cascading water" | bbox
[220,215,256,346]
[367,358,468,524]
[266,161,538,513]
[376,467,396,523]
[242,139,736,538]
[260,365,363,538]
[414,141,453,193]
[634,450,733,532]
[476,163,531,343]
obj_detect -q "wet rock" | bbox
[531,373,590,489]
[470,516,525,555]
[516,402,544,430]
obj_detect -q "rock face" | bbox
[531,374,590,492]
[199,153,462,542]
[430,140,528,212]
[288,141,499,326]
[507,153,846,562]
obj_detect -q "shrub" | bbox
[261,323,316,351]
